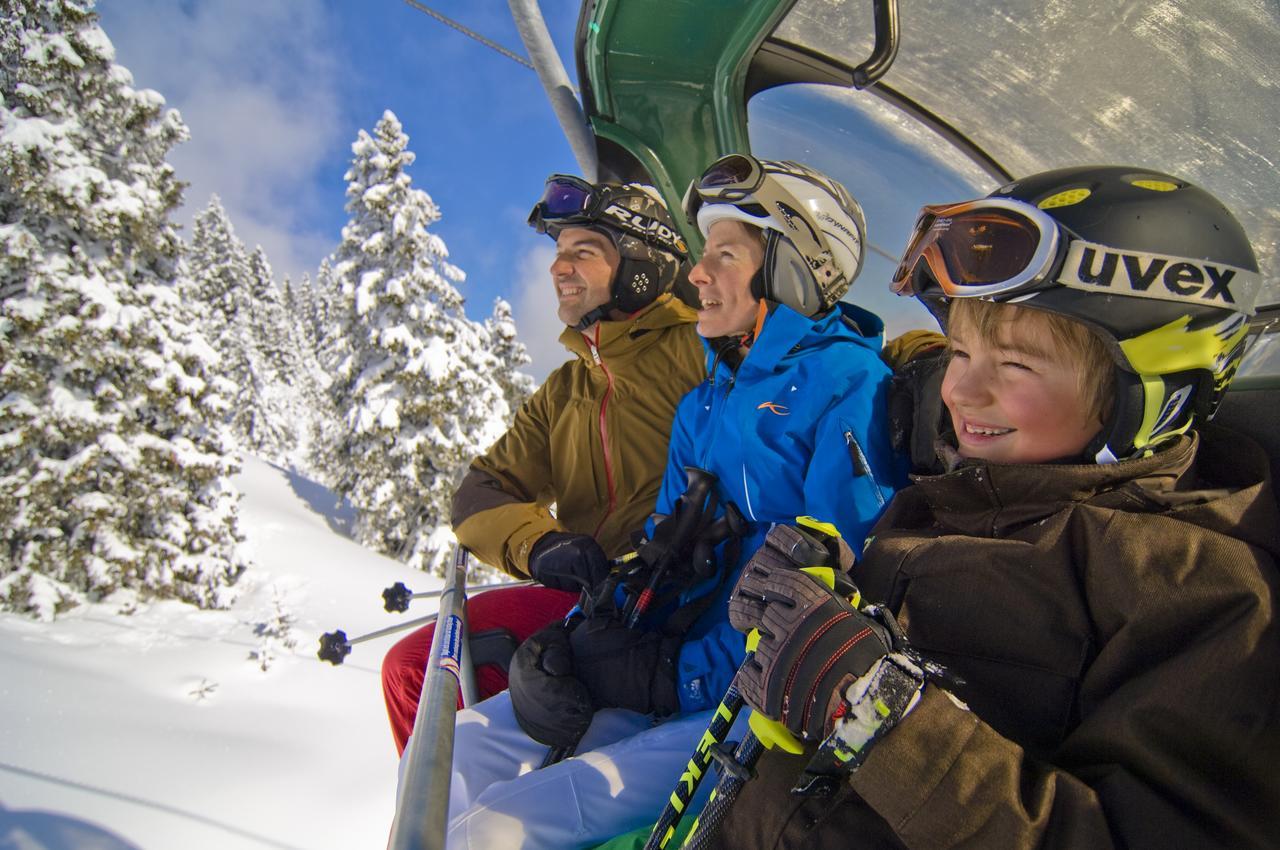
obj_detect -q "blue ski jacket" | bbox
[655,301,908,713]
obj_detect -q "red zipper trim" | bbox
[587,326,617,537]
[801,625,874,734]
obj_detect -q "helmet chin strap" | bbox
[572,302,614,332]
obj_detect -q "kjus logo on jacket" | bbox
[1057,239,1260,312]
[757,401,790,416]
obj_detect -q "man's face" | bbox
[551,227,620,329]
[689,219,764,339]
[941,309,1102,464]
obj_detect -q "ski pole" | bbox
[382,579,533,613]
[388,545,471,850]
[679,712,802,850]
[680,548,851,848]
[625,467,718,627]
[319,579,532,663]
[642,659,750,850]
[317,615,437,665]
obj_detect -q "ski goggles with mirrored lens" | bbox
[527,174,608,231]
[890,198,1063,299]
[683,154,839,279]
[528,175,687,256]
[681,154,770,225]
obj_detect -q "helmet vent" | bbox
[1038,188,1091,209]
[1130,178,1179,192]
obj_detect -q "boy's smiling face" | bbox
[942,306,1105,464]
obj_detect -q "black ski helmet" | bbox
[528,176,689,330]
[894,165,1262,462]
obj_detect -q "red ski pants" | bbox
[380,585,578,755]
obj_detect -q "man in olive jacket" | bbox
[381,177,704,754]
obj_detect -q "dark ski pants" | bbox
[381,585,578,755]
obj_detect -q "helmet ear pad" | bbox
[1087,367,1210,461]
[610,233,674,314]
[760,230,824,317]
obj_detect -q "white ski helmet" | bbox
[683,154,866,317]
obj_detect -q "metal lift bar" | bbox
[388,546,472,850]
[509,0,598,180]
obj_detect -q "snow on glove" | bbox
[728,524,894,741]
[528,532,611,592]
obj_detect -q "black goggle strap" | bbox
[533,178,687,259]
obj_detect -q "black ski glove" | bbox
[508,622,594,748]
[528,532,611,592]
[569,617,680,717]
[728,525,912,742]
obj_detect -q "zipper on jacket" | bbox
[845,430,885,508]
[587,330,618,536]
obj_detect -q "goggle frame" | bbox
[890,197,1064,300]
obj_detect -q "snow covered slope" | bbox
[1,456,438,849]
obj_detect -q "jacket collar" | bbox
[914,433,1202,537]
[559,293,697,363]
[707,301,886,382]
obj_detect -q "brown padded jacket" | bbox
[451,293,704,578]
[716,424,1280,850]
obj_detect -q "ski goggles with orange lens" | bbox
[890,198,1064,299]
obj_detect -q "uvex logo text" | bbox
[1057,240,1259,311]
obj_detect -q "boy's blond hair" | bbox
[947,298,1115,426]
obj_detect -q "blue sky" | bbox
[97,0,585,377]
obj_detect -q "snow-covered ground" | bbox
[1,456,438,850]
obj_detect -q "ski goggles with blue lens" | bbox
[890,198,1064,299]
[528,175,688,257]
[528,175,602,226]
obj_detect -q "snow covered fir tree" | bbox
[320,110,519,576]
[0,0,247,618]
[186,195,319,465]
[486,296,535,414]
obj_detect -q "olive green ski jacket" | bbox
[451,293,704,578]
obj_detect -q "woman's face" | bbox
[689,220,764,338]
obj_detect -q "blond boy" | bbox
[714,166,1280,850]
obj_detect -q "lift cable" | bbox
[400,0,534,70]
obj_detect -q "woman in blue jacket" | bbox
[445,156,905,849]
[660,155,905,713]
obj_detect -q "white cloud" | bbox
[97,0,346,284]
[510,242,566,383]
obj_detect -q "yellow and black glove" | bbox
[728,523,925,770]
